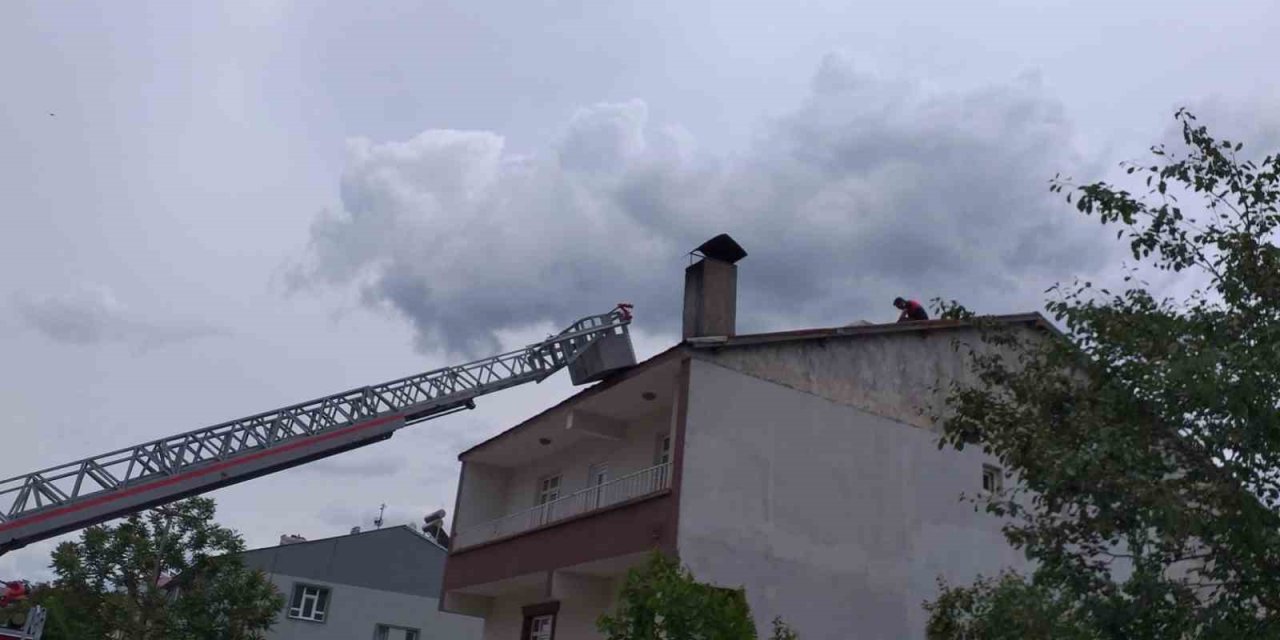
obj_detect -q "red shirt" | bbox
[899,300,928,322]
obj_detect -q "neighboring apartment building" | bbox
[438,235,1050,640]
[239,525,482,640]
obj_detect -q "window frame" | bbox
[287,582,332,623]
[373,623,421,640]
[587,463,610,508]
[535,473,562,506]
[655,433,672,466]
[534,473,563,525]
[981,464,1003,494]
[529,615,554,639]
[587,463,610,487]
[521,601,560,640]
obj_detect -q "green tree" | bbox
[26,580,107,640]
[924,573,1099,640]
[598,551,798,639]
[46,497,283,640]
[925,110,1280,638]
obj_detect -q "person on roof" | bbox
[893,297,929,322]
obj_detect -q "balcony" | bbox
[442,356,683,600]
[454,462,671,549]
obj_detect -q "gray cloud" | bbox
[295,54,1114,353]
[13,286,222,350]
[1160,96,1280,163]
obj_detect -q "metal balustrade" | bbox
[455,462,672,549]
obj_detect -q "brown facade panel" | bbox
[443,493,676,591]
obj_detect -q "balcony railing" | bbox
[454,462,672,549]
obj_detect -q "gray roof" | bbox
[238,526,447,598]
[459,313,1055,459]
[680,313,1058,348]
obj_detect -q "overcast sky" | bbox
[3,0,1277,580]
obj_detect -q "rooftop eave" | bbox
[456,346,686,461]
[682,312,1059,349]
[456,311,1056,461]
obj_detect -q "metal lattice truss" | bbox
[0,306,631,552]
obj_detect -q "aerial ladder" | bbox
[0,305,635,556]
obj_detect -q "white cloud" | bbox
[12,286,222,351]
[295,53,1115,354]
[0,539,56,583]
[559,99,650,172]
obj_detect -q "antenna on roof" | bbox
[374,503,385,529]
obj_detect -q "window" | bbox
[587,463,610,508]
[654,434,673,490]
[982,464,1003,493]
[373,624,420,640]
[535,474,562,525]
[528,614,554,640]
[522,601,560,639]
[536,474,562,506]
[656,434,672,465]
[288,584,330,622]
[588,464,610,487]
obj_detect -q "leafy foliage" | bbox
[926,110,1280,638]
[925,572,1099,640]
[597,552,800,639]
[25,580,104,640]
[768,616,801,640]
[43,497,283,640]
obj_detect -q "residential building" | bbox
[440,235,1047,639]
[239,525,482,640]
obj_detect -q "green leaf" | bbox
[926,109,1280,640]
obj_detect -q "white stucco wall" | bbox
[703,325,1040,432]
[264,573,483,640]
[456,462,513,531]
[678,358,1025,640]
[552,593,617,640]
[479,583,620,640]
[479,587,538,640]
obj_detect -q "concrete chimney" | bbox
[683,234,747,339]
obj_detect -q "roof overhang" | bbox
[684,313,1059,350]
[458,312,1055,462]
[458,347,685,463]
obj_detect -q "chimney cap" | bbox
[692,234,747,264]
